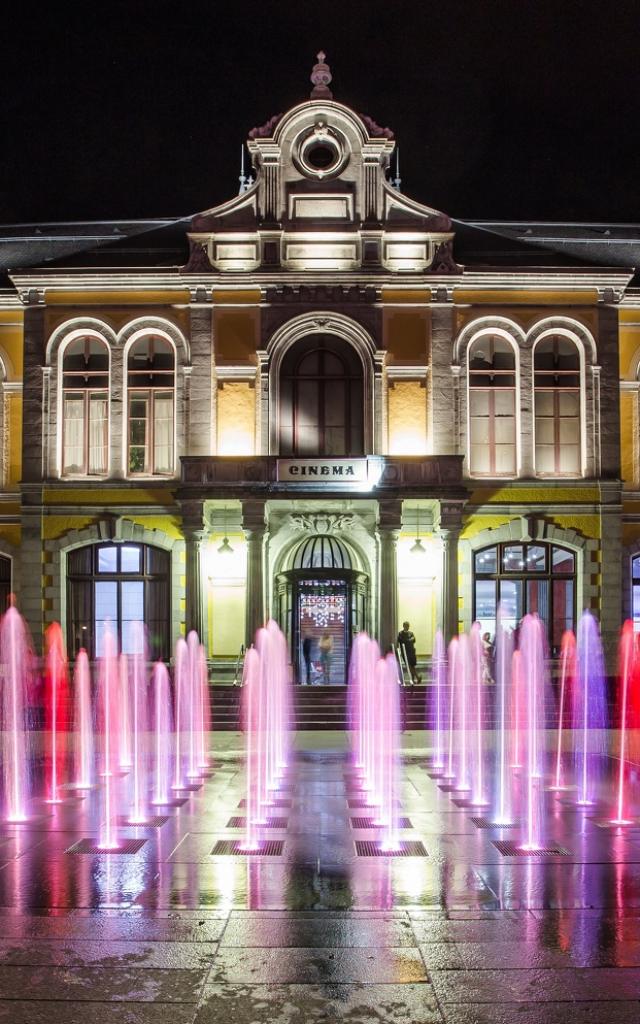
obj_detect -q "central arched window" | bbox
[127,336,175,475]
[279,335,364,456]
[62,337,109,476]
[468,334,517,477]
[67,542,170,660]
[474,541,576,656]
[534,335,581,476]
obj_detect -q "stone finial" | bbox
[310,50,333,99]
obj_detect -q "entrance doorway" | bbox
[275,534,369,685]
[298,578,348,685]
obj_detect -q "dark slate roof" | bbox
[0,212,638,277]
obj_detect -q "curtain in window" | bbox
[63,396,85,473]
[88,395,108,474]
[153,393,174,474]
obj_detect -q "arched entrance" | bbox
[275,534,369,685]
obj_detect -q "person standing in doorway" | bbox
[302,635,314,685]
[319,632,333,685]
[397,621,421,685]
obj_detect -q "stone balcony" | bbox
[179,454,465,497]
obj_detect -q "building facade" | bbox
[1,55,639,678]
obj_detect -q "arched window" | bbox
[279,335,364,456]
[62,337,109,476]
[468,335,517,477]
[474,541,575,656]
[127,336,175,475]
[631,556,640,630]
[67,542,170,660]
[534,335,581,476]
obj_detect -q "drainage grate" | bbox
[492,840,571,857]
[119,816,169,828]
[66,838,147,855]
[351,817,412,829]
[347,800,374,809]
[452,798,478,808]
[437,784,458,792]
[226,816,288,829]
[238,798,291,809]
[150,798,188,808]
[355,840,428,857]
[591,818,640,829]
[471,817,520,829]
[173,783,203,792]
[211,839,284,856]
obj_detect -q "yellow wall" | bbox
[217,382,256,455]
[214,307,259,365]
[397,535,437,655]
[383,307,429,364]
[205,535,246,657]
[387,380,428,455]
[6,393,22,486]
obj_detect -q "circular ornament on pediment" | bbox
[293,122,349,180]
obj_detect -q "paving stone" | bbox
[221,915,415,947]
[196,982,443,1023]
[0,939,217,968]
[209,946,428,985]
[0,965,207,1002]
[0,1002,196,1024]
[0,911,227,942]
[430,967,640,1002]
[441,1001,640,1024]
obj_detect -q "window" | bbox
[279,335,364,456]
[62,337,109,475]
[0,556,11,611]
[468,335,517,477]
[534,335,581,476]
[127,337,175,475]
[67,542,170,660]
[632,556,640,630]
[474,542,575,656]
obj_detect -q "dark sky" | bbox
[2,0,639,225]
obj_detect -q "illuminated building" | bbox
[0,53,638,680]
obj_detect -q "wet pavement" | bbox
[1,730,640,1021]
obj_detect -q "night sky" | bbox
[2,0,639,226]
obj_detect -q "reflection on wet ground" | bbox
[1,730,640,1021]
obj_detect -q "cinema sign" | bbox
[276,458,369,483]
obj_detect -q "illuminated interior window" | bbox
[534,335,581,477]
[62,337,109,476]
[67,542,170,660]
[468,334,517,477]
[127,336,175,476]
[473,542,575,656]
[279,334,364,456]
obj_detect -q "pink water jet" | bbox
[0,607,33,822]
[151,661,173,806]
[126,625,149,824]
[454,634,471,792]
[612,620,636,825]
[240,646,261,851]
[96,628,120,849]
[73,650,94,789]
[492,612,514,825]
[431,631,446,770]
[551,630,576,792]
[573,611,608,807]
[518,615,547,851]
[510,649,523,769]
[44,623,69,804]
[376,653,401,851]
[443,637,458,780]
[469,623,488,807]
[172,637,188,790]
[118,653,133,771]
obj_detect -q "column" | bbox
[377,499,402,653]
[242,499,266,647]
[519,344,535,478]
[435,501,464,643]
[599,485,623,675]
[181,500,207,643]
[188,303,213,455]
